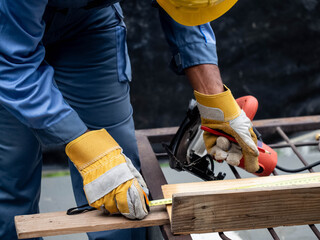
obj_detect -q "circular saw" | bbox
[163,96,278,181]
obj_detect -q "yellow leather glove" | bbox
[65,129,149,219]
[194,86,259,173]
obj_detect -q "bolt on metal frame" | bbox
[136,115,320,240]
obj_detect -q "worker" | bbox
[0,0,258,240]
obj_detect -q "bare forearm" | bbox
[185,64,224,95]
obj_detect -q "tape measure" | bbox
[149,175,320,206]
[149,198,172,206]
[229,175,320,190]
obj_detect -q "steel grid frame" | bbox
[136,115,320,240]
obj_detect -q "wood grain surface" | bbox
[15,206,169,239]
[162,173,320,234]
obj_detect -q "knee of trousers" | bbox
[0,106,42,203]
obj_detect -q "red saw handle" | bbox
[236,95,258,121]
[200,126,269,154]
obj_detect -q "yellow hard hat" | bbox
[157,0,237,26]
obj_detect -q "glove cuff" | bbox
[66,129,120,170]
[194,85,241,121]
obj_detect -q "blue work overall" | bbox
[0,3,145,240]
[0,0,218,239]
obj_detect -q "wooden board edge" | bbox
[15,206,170,239]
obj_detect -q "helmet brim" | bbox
[157,0,238,26]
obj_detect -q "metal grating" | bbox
[136,115,320,240]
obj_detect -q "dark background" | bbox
[122,0,320,129]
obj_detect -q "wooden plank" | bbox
[15,206,169,239]
[163,172,320,220]
[15,175,320,238]
[162,172,320,234]
[171,184,320,234]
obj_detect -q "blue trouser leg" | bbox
[45,4,146,240]
[0,106,43,240]
[0,4,145,240]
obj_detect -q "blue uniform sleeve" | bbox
[0,0,87,146]
[158,8,218,74]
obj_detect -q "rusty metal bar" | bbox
[269,141,319,148]
[136,132,192,240]
[274,127,320,238]
[136,133,168,200]
[268,228,280,240]
[310,224,320,239]
[229,165,241,179]
[253,115,320,136]
[276,127,314,173]
[218,232,232,240]
[136,115,320,140]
